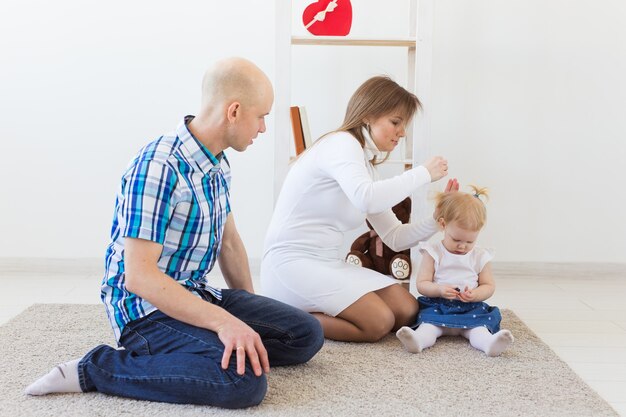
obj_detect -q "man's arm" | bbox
[218,214,255,293]
[124,237,268,376]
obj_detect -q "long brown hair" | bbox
[296,76,421,164]
[338,76,421,164]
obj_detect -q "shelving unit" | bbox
[274,0,434,293]
[291,36,416,47]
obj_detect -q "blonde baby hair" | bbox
[435,185,489,231]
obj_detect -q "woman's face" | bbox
[367,112,407,152]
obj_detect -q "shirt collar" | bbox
[362,126,384,163]
[176,115,223,173]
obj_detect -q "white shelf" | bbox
[275,0,434,295]
[386,158,413,165]
[291,36,416,47]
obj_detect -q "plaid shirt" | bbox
[101,116,230,342]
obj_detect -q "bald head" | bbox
[200,57,273,110]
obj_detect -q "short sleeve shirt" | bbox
[101,116,230,342]
[418,241,494,291]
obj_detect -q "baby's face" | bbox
[441,221,480,255]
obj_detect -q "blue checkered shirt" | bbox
[101,116,230,342]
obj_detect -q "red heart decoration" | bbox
[302,0,352,36]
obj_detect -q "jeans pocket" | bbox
[196,288,219,303]
[120,327,152,355]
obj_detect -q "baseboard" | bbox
[1,258,623,280]
[491,262,626,280]
[0,257,262,276]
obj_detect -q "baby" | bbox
[396,186,514,357]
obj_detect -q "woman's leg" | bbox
[373,284,419,330]
[312,292,396,342]
[312,284,418,342]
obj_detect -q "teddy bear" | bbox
[345,197,412,280]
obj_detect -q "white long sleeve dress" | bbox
[260,128,439,316]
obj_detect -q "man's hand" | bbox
[124,238,269,377]
[217,315,270,377]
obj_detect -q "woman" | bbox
[261,76,452,342]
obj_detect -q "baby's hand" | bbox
[439,285,461,300]
[457,287,477,302]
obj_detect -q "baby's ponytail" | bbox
[468,185,489,202]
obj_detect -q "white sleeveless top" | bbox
[418,241,494,291]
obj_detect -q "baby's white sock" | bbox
[463,327,514,357]
[396,323,443,353]
[25,359,82,395]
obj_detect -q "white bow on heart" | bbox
[305,0,339,29]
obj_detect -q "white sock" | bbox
[25,359,82,395]
[463,327,514,357]
[396,323,443,353]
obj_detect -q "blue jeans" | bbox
[78,289,324,408]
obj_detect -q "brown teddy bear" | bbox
[345,197,412,280]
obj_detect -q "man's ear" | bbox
[226,102,240,123]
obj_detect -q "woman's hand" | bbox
[216,314,270,377]
[423,156,448,182]
[439,284,461,300]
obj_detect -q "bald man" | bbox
[25,58,324,408]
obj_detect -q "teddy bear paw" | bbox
[390,258,411,280]
[346,253,364,267]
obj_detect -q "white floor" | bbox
[1,259,625,415]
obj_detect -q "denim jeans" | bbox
[78,289,324,408]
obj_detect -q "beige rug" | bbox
[0,304,617,417]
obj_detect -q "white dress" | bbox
[261,129,439,316]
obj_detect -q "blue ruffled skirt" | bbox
[412,296,502,334]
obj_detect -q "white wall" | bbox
[0,0,277,260]
[428,0,626,261]
[1,0,625,263]
[289,0,626,263]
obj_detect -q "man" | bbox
[25,57,324,408]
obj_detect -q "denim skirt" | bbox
[413,296,502,334]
